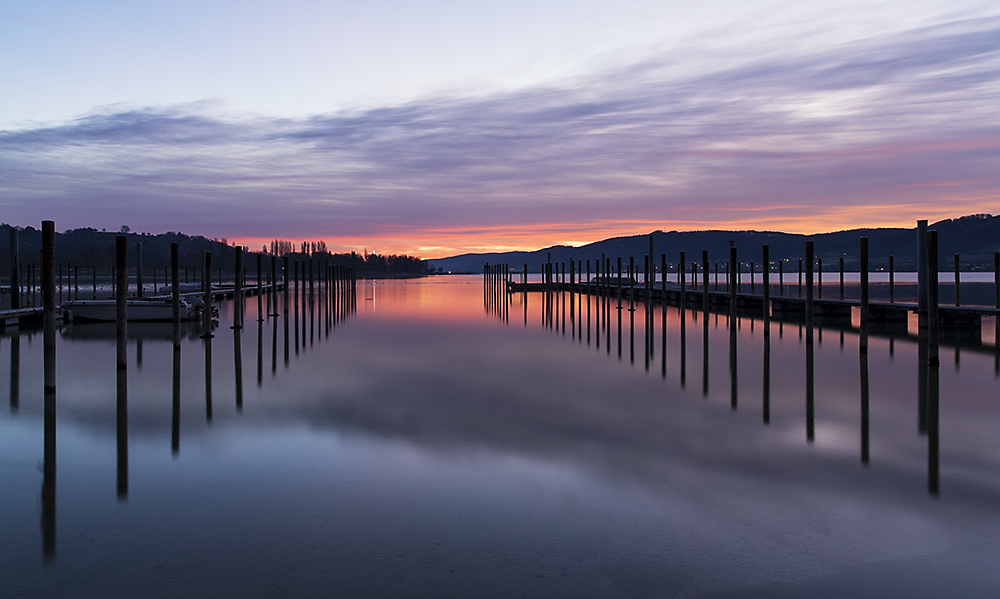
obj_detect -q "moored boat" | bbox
[62,297,202,322]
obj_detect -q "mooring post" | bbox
[750,261,755,294]
[9,228,19,310]
[779,259,784,297]
[201,251,214,338]
[234,246,243,328]
[171,243,180,349]
[136,242,144,298]
[729,245,737,327]
[257,254,264,321]
[994,252,999,309]
[42,221,56,389]
[954,253,960,307]
[679,251,685,308]
[839,257,845,300]
[817,258,822,299]
[116,236,128,369]
[74,264,79,300]
[917,220,928,327]
[762,245,770,324]
[927,231,939,365]
[617,257,622,309]
[860,237,869,353]
[889,256,895,303]
[805,242,814,331]
[797,258,802,297]
[702,250,709,312]
[92,265,97,299]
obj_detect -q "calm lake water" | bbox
[2,276,999,598]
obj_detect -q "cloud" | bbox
[1,17,998,256]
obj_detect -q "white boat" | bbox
[63,298,202,322]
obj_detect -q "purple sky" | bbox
[1,6,998,257]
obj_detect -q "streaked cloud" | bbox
[2,17,998,257]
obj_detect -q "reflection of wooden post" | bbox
[116,236,128,369]
[860,352,870,465]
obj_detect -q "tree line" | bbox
[0,225,429,275]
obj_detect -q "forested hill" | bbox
[0,225,428,275]
[428,214,1000,274]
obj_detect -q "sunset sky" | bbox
[1,0,998,258]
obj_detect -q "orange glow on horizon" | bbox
[228,196,998,259]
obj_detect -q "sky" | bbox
[1,0,998,258]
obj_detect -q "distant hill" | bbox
[428,214,1000,273]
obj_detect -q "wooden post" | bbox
[729,245,737,327]
[762,245,769,324]
[92,265,97,299]
[74,264,79,300]
[779,259,784,296]
[994,252,999,309]
[750,261,755,294]
[817,258,822,299]
[8,228,19,310]
[797,258,802,297]
[171,243,180,349]
[805,242,814,331]
[927,231,939,365]
[679,252,685,308]
[136,242,144,298]
[234,246,243,328]
[889,255,894,303]
[860,237,869,353]
[840,257,845,300]
[257,254,264,321]
[202,251,214,338]
[42,221,56,391]
[917,220,928,327]
[702,250,709,312]
[954,253,960,307]
[116,236,128,369]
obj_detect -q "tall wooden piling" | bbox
[994,252,999,309]
[136,242,144,298]
[202,251,213,338]
[816,258,822,299]
[917,220,928,327]
[702,250,709,312]
[257,254,264,321]
[954,253,960,307]
[889,256,894,303]
[927,231,939,365]
[729,245,737,328]
[679,252,685,308]
[171,243,180,350]
[234,246,243,328]
[805,242,814,332]
[116,236,128,369]
[9,228,19,309]
[839,257,844,300]
[859,237,869,353]
[42,221,56,393]
[779,260,784,296]
[762,245,769,324]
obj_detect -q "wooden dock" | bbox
[507,281,999,329]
